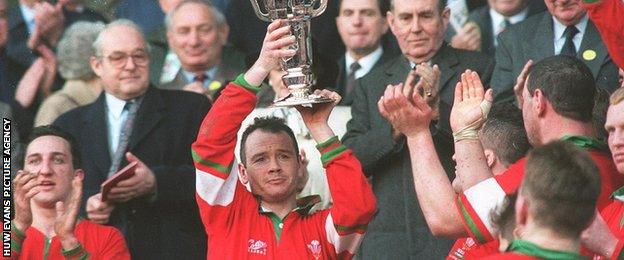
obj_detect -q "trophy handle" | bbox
[249,0,272,22]
[311,0,327,17]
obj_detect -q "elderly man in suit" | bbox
[342,0,494,258]
[155,0,245,101]
[334,0,396,105]
[491,0,620,103]
[53,20,210,259]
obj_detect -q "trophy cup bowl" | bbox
[250,0,333,107]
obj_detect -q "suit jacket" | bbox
[335,49,397,106]
[469,0,546,56]
[54,87,211,260]
[342,44,494,259]
[491,11,619,103]
[158,47,246,92]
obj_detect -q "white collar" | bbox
[105,93,129,119]
[345,46,383,77]
[489,7,529,28]
[553,14,589,41]
[19,3,35,24]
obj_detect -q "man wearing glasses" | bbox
[53,19,211,259]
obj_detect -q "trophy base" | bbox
[273,94,333,107]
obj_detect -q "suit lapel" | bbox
[432,45,459,94]
[83,94,111,178]
[527,13,555,62]
[128,87,164,151]
[578,20,608,77]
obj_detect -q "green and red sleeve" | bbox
[192,74,260,233]
[320,136,377,257]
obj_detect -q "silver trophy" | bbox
[250,0,332,106]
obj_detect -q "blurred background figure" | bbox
[34,21,105,126]
[157,0,245,102]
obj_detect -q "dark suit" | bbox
[334,49,397,106]
[158,48,246,92]
[54,87,210,260]
[491,12,619,103]
[343,44,494,259]
[468,1,545,56]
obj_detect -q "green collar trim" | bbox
[507,240,586,260]
[612,186,624,201]
[560,135,608,151]
[258,195,321,242]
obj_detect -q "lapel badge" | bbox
[582,50,597,61]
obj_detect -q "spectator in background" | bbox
[449,0,545,56]
[9,125,130,259]
[490,0,619,103]
[158,0,245,101]
[342,0,494,258]
[483,141,600,259]
[334,0,396,105]
[53,20,210,259]
[34,21,105,126]
[4,0,106,141]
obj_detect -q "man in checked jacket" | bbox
[191,19,377,259]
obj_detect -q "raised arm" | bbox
[192,19,297,232]
[297,90,377,257]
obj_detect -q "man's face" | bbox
[91,25,150,100]
[488,0,529,16]
[336,0,388,56]
[240,130,301,204]
[167,3,227,73]
[606,101,624,173]
[0,0,7,48]
[387,0,449,63]
[544,0,585,26]
[24,136,79,207]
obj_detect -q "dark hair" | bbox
[592,87,610,141]
[239,116,299,165]
[527,55,596,122]
[390,0,447,13]
[480,103,531,166]
[490,193,517,242]
[338,0,389,15]
[522,141,601,238]
[23,125,82,169]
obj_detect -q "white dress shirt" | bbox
[489,7,529,46]
[19,4,36,34]
[345,46,383,79]
[553,14,589,55]
[105,93,131,157]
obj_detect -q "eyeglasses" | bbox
[99,51,149,68]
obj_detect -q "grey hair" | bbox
[164,0,226,31]
[92,19,151,58]
[57,21,105,80]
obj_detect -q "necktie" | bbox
[194,73,207,84]
[345,62,361,96]
[498,19,511,35]
[560,25,579,56]
[108,99,141,177]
